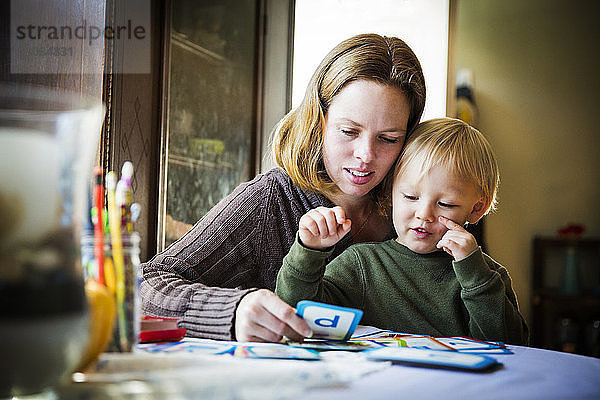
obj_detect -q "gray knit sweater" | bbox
[141,168,391,340]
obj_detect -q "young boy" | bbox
[275,118,529,345]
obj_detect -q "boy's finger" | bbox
[438,216,464,231]
[332,206,348,224]
[441,246,453,257]
[319,209,339,236]
[437,239,454,255]
[300,215,320,237]
[338,219,352,235]
[300,224,318,240]
[309,209,330,237]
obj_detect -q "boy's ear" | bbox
[466,199,488,224]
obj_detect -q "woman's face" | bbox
[322,80,410,200]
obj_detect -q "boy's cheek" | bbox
[438,227,449,237]
[439,212,468,226]
[438,212,456,223]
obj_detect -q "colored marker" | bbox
[116,161,134,233]
[103,256,116,296]
[93,167,104,285]
[130,203,141,225]
[106,171,127,351]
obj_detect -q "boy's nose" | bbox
[416,204,435,222]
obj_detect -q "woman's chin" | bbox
[337,182,377,199]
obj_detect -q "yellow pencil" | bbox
[106,171,127,351]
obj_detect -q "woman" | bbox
[141,33,426,342]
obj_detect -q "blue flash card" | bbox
[364,347,500,371]
[296,300,363,341]
[240,345,321,360]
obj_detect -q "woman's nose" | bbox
[353,137,374,163]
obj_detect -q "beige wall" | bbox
[454,0,600,322]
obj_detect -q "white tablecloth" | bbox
[304,346,600,400]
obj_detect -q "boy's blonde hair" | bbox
[394,118,499,215]
[271,33,425,211]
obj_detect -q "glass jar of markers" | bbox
[81,231,141,352]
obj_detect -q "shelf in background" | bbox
[530,236,600,357]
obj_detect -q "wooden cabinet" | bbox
[531,237,600,356]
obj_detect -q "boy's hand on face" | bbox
[436,216,479,261]
[298,206,351,250]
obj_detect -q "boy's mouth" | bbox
[412,227,431,239]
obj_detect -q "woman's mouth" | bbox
[412,227,431,239]
[344,168,374,185]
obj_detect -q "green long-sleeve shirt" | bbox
[276,237,529,345]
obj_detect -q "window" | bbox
[292,0,450,119]
[157,0,261,249]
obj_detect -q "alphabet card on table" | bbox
[296,300,363,341]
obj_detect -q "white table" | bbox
[52,344,600,399]
[304,345,600,400]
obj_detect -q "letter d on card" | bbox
[296,301,363,340]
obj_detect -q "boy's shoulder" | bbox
[480,250,505,271]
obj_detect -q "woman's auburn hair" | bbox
[271,33,426,211]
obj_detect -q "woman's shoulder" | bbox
[258,168,333,209]
[225,168,289,201]
[260,167,293,186]
[240,167,292,192]
[207,168,331,225]
[197,170,285,220]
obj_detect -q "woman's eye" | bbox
[380,136,400,144]
[404,194,418,201]
[340,129,358,136]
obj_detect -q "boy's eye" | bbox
[438,202,457,208]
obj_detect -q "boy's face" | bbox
[392,162,486,254]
